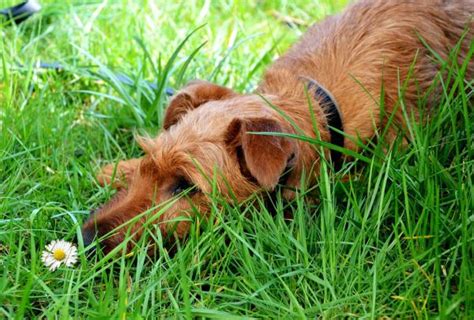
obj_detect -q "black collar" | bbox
[277,79,344,189]
[307,79,344,169]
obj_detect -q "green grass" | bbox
[1,0,473,318]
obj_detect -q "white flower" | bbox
[41,240,78,271]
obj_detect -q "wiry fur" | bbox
[82,0,473,254]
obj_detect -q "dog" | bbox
[81,0,473,254]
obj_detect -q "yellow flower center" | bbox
[53,249,66,261]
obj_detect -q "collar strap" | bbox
[307,79,344,169]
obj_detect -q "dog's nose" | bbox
[81,227,97,255]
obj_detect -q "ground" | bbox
[0,0,473,318]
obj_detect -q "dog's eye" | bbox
[171,177,197,196]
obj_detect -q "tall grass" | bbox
[0,0,472,318]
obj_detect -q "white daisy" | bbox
[41,240,78,271]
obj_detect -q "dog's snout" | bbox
[81,217,125,255]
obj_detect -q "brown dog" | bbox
[82,0,473,254]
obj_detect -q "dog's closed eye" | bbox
[171,177,198,196]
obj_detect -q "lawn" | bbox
[1,0,473,318]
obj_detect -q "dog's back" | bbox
[260,0,473,146]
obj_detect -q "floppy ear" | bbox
[96,158,141,189]
[163,80,236,129]
[225,118,295,190]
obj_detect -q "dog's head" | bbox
[81,80,299,254]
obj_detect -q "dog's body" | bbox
[82,0,473,253]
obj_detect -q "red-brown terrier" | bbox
[82,0,473,254]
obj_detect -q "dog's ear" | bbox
[163,80,236,129]
[96,158,141,189]
[225,118,295,190]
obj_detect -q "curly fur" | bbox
[82,0,473,254]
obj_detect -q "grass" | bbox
[0,0,473,318]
